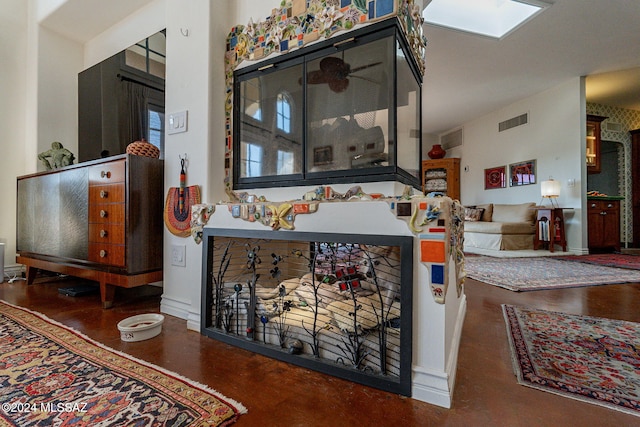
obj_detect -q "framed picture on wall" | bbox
[509,159,536,186]
[484,166,506,189]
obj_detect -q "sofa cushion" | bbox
[475,203,493,222]
[464,221,535,235]
[491,202,536,224]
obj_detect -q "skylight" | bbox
[422,0,550,39]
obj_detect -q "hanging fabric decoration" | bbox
[164,155,201,237]
[179,157,186,214]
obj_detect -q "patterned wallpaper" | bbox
[586,103,640,244]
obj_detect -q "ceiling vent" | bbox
[499,113,528,132]
[440,127,463,150]
[605,121,623,133]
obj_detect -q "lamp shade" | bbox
[541,179,561,198]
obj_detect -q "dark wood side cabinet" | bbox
[16,154,164,307]
[587,198,621,252]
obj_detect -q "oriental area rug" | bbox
[502,305,640,416]
[0,300,246,426]
[555,253,640,271]
[464,256,640,291]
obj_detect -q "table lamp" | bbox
[540,178,561,208]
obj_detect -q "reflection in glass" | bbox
[307,36,393,173]
[276,92,292,133]
[239,64,303,179]
[396,41,421,180]
[125,31,166,79]
[148,108,164,158]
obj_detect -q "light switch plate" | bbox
[171,244,186,267]
[168,110,188,134]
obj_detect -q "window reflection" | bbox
[276,92,292,133]
[242,79,262,120]
[241,142,263,178]
[238,64,303,179]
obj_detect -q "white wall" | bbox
[0,1,28,271]
[161,0,222,328]
[36,27,82,167]
[454,77,585,252]
[83,0,165,70]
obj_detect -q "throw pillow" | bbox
[464,207,484,222]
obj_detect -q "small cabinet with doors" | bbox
[586,114,606,174]
[587,197,621,252]
[421,158,460,201]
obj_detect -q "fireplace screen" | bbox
[201,229,413,396]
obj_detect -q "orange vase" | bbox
[428,144,446,159]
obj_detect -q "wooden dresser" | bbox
[16,154,164,307]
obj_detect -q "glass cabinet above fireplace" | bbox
[233,19,422,190]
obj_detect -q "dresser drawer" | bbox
[89,184,125,204]
[89,203,125,224]
[89,223,125,244]
[89,160,125,184]
[89,243,125,266]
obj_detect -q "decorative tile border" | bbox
[217,186,465,304]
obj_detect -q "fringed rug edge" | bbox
[501,304,640,418]
[0,299,248,417]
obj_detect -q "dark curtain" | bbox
[118,80,149,153]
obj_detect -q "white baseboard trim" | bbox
[160,296,201,332]
[411,293,467,408]
[411,366,453,408]
[186,309,201,332]
[160,296,191,321]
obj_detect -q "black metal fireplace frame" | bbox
[200,227,413,396]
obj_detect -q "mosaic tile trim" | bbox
[389,195,465,303]
[227,200,320,230]
[586,103,640,244]
[223,0,427,192]
[220,187,465,304]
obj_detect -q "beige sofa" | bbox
[463,202,536,251]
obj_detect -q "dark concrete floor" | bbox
[1,272,639,426]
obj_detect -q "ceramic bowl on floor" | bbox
[117,313,165,342]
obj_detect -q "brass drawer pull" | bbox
[100,170,111,179]
[100,229,107,238]
[99,250,107,258]
[100,210,108,218]
[100,190,108,198]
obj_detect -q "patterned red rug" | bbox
[0,300,246,426]
[465,256,640,291]
[555,253,640,270]
[503,305,640,416]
